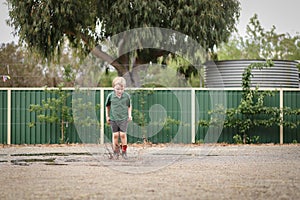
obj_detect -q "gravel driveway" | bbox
[0,144,299,199]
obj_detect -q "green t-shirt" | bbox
[105,92,131,121]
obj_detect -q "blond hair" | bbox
[112,77,126,87]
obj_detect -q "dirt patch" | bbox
[0,144,299,199]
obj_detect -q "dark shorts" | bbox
[110,120,128,133]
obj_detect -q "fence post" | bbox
[279,88,284,144]
[100,88,105,144]
[191,89,195,143]
[7,89,11,145]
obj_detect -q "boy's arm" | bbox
[105,94,111,124]
[106,106,111,124]
[128,105,132,121]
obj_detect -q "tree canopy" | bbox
[217,14,300,62]
[0,42,81,87]
[7,0,241,77]
[0,43,46,87]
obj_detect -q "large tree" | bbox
[7,0,240,77]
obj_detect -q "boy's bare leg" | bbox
[113,132,120,152]
[120,132,128,156]
[120,132,127,146]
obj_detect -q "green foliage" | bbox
[233,134,260,144]
[200,61,277,133]
[99,0,240,54]
[29,85,100,143]
[241,60,274,99]
[149,115,184,142]
[233,134,243,144]
[281,107,300,128]
[131,90,154,140]
[218,14,300,61]
[0,43,47,87]
[132,54,205,88]
[163,116,181,128]
[195,139,204,144]
[292,140,298,144]
[7,0,240,75]
[29,84,73,124]
[72,97,101,127]
[164,55,204,87]
[0,42,96,87]
[248,135,260,144]
[29,84,72,143]
[224,61,282,138]
[62,64,75,83]
[7,0,98,61]
[230,61,278,136]
[97,71,118,87]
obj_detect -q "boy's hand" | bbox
[106,117,111,124]
[128,116,132,121]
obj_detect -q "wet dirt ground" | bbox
[0,144,300,199]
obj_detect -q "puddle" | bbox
[153,153,194,156]
[0,150,198,168]
[45,163,68,166]
[3,152,99,166]
[11,158,56,166]
[11,152,92,157]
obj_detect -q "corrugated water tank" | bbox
[205,60,300,88]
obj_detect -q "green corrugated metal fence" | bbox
[104,89,192,144]
[0,90,7,144]
[0,88,300,144]
[283,91,300,143]
[11,90,60,144]
[196,90,282,143]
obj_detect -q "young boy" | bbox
[105,77,132,158]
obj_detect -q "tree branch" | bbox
[64,30,127,75]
